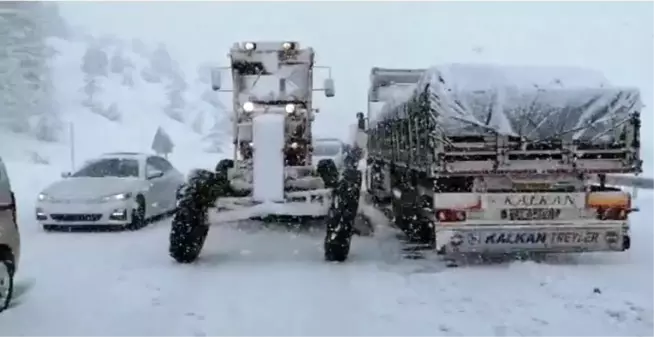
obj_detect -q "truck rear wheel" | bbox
[324,168,361,262]
[392,187,435,246]
[169,169,222,264]
[623,235,631,251]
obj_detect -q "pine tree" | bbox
[140,66,161,83]
[203,117,227,153]
[80,43,110,117]
[163,68,188,123]
[200,88,226,110]
[110,50,127,74]
[33,2,69,39]
[82,44,108,78]
[131,38,148,57]
[0,2,63,140]
[82,74,99,107]
[163,86,185,122]
[191,111,204,134]
[121,68,134,87]
[151,43,174,77]
[102,102,121,122]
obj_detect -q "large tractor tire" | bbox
[215,159,234,176]
[169,169,225,264]
[317,159,339,189]
[324,168,362,262]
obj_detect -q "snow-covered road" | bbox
[1,164,652,336]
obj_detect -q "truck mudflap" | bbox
[436,223,629,255]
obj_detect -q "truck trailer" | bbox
[335,63,642,263]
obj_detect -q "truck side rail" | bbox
[432,130,641,175]
[365,72,642,177]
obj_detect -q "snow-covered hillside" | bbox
[0,35,231,174]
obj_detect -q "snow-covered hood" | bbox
[41,177,144,200]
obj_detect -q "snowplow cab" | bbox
[211,41,335,166]
[170,41,344,264]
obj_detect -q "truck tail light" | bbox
[435,209,466,223]
[596,207,629,221]
[586,191,631,221]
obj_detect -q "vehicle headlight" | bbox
[244,42,256,51]
[282,42,294,50]
[285,103,296,114]
[243,101,255,112]
[37,193,50,201]
[103,192,132,202]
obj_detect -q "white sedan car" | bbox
[36,152,185,231]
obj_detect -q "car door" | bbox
[149,156,183,211]
[0,157,20,266]
[145,157,168,214]
[159,157,185,201]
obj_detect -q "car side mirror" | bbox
[147,170,164,180]
[61,171,71,178]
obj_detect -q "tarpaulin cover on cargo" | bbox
[378,63,641,143]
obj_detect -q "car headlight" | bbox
[285,103,296,114]
[103,192,132,202]
[37,193,50,201]
[243,101,255,112]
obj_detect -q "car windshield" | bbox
[313,143,341,156]
[72,158,140,178]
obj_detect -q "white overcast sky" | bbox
[60,1,653,141]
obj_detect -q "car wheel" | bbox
[0,254,14,313]
[127,195,146,230]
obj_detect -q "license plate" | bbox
[506,208,560,221]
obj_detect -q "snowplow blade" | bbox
[209,189,334,224]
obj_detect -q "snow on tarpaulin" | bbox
[379,63,642,142]
[369,84,420,122]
